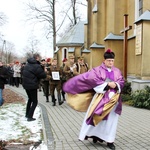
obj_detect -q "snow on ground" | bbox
[0,103,48,150]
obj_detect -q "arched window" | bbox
[62,47,68,60]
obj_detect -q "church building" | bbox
[56,0,150,91]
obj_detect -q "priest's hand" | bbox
[108,82,116,89]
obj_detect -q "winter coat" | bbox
[13,64,21,78]
[22,58,46,90]
[7,66,14,77]
[0,66,8,89]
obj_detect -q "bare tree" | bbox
[58,0,78,27]
[25,0,57,55]
[57,0,87,38]
[0,41,17,64]
[28,36,39,53]
[0,12,7,26]
[24,0,87,55]
[23,35,40,56]
[5,42,15,64]
[66,0,87,26]
[71,0,77,25]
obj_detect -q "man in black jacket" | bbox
[22,53,46,121]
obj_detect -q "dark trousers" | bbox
[50,83,61,103]
[25,89,38,118]
[42,81,49,101]
[61,80,66,100]
[14,77,20,87]
[8,76,14,86]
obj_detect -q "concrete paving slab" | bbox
[7,85,150,150]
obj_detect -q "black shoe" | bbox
[107,143,115,150]
[93,138,97,143]
[27,118,36,121]
[52,102,56,106]
[97,138,103,143]
[59,101,64,105]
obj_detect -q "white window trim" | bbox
[62,47,68,61]
[92,0,98,13]
[134,0,139,35]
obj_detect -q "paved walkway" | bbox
[7,85,150,150]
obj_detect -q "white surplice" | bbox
[79,81,120,143]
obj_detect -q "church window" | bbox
[135,0,143,20]
[139,0,143,16]
[134,0,143,35]
[62,48,68,61]
[92,0,98,13]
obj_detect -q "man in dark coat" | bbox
[0,61,8,106]
[7,63,14,86]
[22,53,46,121]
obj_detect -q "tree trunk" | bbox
[72,0,77,25]
[52,0,56,55]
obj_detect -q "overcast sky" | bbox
[0,0,28,56]
[0,0,87,58]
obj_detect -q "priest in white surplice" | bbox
[63,49,125,150]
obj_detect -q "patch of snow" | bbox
[0,103,48,150]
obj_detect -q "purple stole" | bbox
[86,70,117,126]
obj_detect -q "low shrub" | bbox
[119,81,150,109]
[121,94,132,102]
[131,85,150,109]
[121,80,132,102]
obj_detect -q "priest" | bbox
[63,49,125,150]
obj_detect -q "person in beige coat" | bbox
[49,57,64,106]
[13,61,21,87]
[63,55,79,81]
[76,56,88,74]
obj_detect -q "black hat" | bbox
[104,49,115,59]
[22,62,26,65]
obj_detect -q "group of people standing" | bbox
[7,61,25,87]
[0,60,25,106]
[39,54,89,106]
[21,53,89,121]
